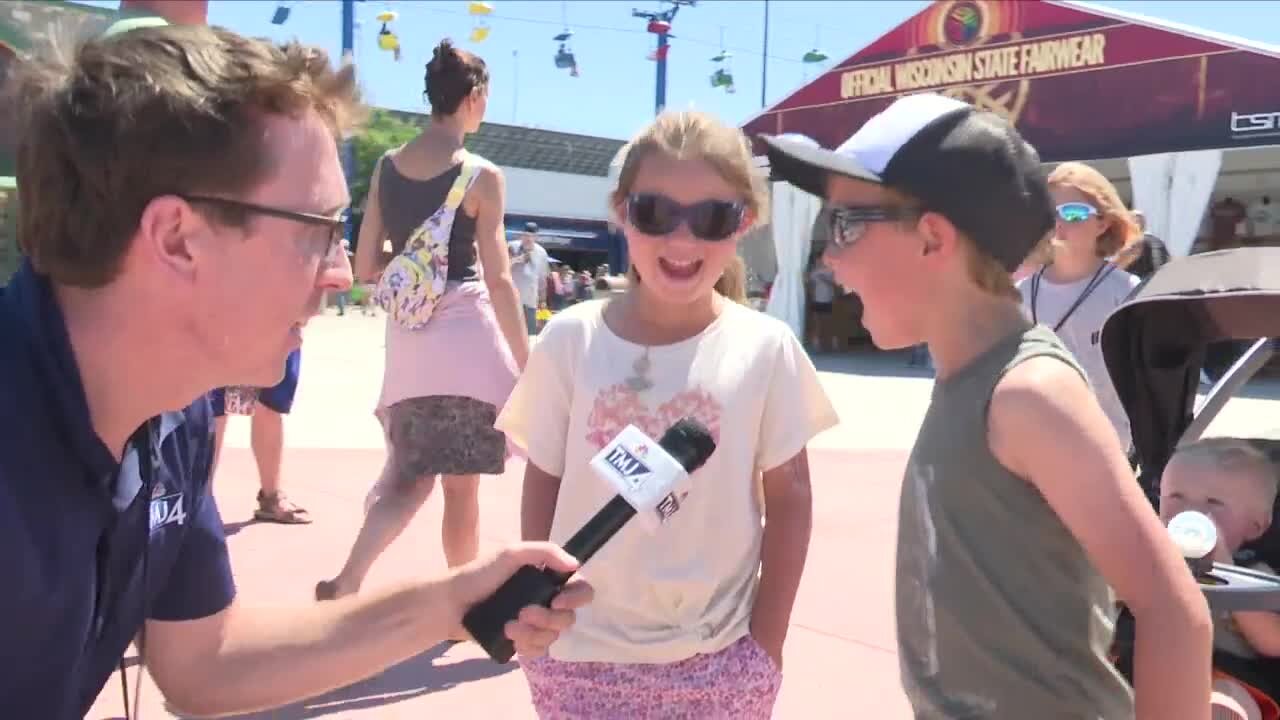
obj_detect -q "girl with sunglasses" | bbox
[496,110,839,718]
[1017,162,1142,454]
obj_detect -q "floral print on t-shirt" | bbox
[585,383,723,451]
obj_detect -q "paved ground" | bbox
[88,311,1280,719]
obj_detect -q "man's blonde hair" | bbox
[1172,437,1279,510]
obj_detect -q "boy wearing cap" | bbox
[764,94,1211,719]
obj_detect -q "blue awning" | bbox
[504,227,612,253]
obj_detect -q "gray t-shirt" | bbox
[896,325,1133,719]
[510,240,549,309]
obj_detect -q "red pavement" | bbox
[90,446,913,719]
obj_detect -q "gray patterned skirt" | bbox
[381,395,507,481]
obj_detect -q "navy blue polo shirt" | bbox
[0,261,236,718]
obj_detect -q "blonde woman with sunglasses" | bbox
[1017,162,1142,454]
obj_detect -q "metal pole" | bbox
[341,0,355,56]
[760,0,769,107]
[512,50,520,123]
[655,32,669,115]
[341,0,356,238]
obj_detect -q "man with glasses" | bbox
[0,24,590,718]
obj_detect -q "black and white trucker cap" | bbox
[760,93,1054,272]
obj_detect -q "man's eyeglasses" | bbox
[825,205,920,250]
[179,194,350,258]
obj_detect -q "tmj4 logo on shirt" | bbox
[150,481,187,532]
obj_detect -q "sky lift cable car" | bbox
[469,1,493,43]
[709,26,735,93]
[553,0,578,76]
[376,9,401,61]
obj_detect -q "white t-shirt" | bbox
[1017,265,1140,451]
[1247,198,1279,238]
[497,299,839,664]
[510,240,549,308]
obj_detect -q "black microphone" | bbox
[462,418,716,663]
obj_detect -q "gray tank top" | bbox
[377,157,479,282]
[896,325,1133,719]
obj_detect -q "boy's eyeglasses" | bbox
[1055,202,1099,224]
[826,205,920,250]
[625,193,745,241]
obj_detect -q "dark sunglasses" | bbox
[1055,202,1099,224]
[625,193,745,241]
[826,205,920,250]
[180,194,350,257]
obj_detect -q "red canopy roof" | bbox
[743,0,1280,162]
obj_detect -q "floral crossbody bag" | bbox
[374,152,481,329]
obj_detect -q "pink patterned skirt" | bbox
[519,635,782,719]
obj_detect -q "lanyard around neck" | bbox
[1030,262,1116,332]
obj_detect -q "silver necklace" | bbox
[625,346,653,392]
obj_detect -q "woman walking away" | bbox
[317,40,528,613]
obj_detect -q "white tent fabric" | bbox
[765,181,821,336]
[1128,150,1223,257]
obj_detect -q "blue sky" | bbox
[76,0,1278,141]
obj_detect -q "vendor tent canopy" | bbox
[742,0,1280,163]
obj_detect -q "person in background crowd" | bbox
[1209,196,1248,252]
[546,260,566,311]
[0,22,588,718]
[511,221,549,333]
[1120,209,1169,280]
[320,39,528,607]
[1246,195,1278,244]
[208,349,311,524]
[575,268,594,302]
[558,265,577,306]
[807,260,838,352]
[1018,162,1141,454]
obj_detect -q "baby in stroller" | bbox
[1159,437,1280,720]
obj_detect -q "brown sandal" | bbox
[254,491,312,524]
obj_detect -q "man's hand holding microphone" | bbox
[446,544,594,658]
[461,418,716,663]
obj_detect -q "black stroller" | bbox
[1101,246,1280,708]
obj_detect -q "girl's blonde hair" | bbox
[610,110,768,299]
[717,254,749,305]
[1047,162,1141,259]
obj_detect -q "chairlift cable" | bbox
[414,4,808,64]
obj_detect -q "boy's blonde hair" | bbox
[1047,162,1141,260]
[963,240,1020,301]
[611,111,767,299]
[882,186,1019,301]
[1172,437,1280,511]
